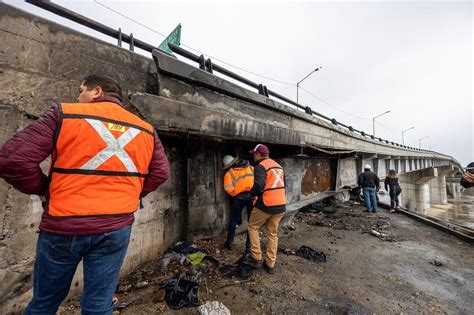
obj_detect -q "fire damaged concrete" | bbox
[0,3,466,313]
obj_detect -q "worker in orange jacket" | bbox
[223,155,254,254]
[244,144,286,274]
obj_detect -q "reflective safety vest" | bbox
[260,159,286,207]
[47,101,155,217]
[223,166,254,197]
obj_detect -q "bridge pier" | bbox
[429,165,454,205]
[399,167,437,213]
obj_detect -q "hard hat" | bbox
[223,155,238,169]
[364,164,372,170]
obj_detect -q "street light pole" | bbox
[372,110,390,136]
[401,126,415,145]
[419,136,429,149]
[296,66,322,103]
[429,145,436,151]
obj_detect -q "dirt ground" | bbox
[60,201,474,314]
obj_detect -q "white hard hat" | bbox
[364,164,372,169]
[223,155,238,169]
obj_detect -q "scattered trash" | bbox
[296,246,327,263]
[112,293,129,309]
[370,229,396,242]
[186,252,208,266]
[135,280,150,289]
[198,301,231,315]
[279,247,296,255]
[430,258,443,267]
[171,241,209,255]
[370,229,385,237]
[160,252,186,271]
[219,255,253,279]
[159,273,200,310]
[113,301,129,309]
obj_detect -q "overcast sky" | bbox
[7,0,473,166]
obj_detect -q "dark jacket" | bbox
[250,158,286,214]
[0,97,170,236]
[461,162,474,188]
[461,178,473,189]
[384,177,401,194]
[358,170,380,189]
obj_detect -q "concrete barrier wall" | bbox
[0,5,187,312]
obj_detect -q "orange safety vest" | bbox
[260,159,286,207]
[47,101,155,217]
[223,166,254,197]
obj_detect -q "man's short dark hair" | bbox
[82,75,122,101]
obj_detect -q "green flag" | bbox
[158,24,181,55]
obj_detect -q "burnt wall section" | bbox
[151,49,459,163]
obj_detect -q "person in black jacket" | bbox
[461,162,474,188]
[385,169,402,212]
[358,164,380,213]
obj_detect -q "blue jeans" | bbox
[226,196,253,253]
[25,224,132,315]
[363,187,378,212]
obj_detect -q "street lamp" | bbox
[296,66,322,103]
[401,126,415,145]
[372,110,390,136]
[419,136,429,149]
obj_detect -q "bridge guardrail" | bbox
[26,0,443,154]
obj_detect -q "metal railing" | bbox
[25,0,428,152]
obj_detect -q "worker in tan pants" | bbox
[245,144,286,274]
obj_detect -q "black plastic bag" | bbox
[159,273,200,310]
[296,246,327,263]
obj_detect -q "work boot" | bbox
[243,256,262,269]
[263,261,275,274]
[223,241,233,250]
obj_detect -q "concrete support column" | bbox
[399,167,437,213]
[376,158,386,178]
[430,165,454,205]
[429,176,448,204]
[446,182,460,199]
[415,183,430,213]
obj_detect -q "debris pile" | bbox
[279,245,327,263]
[297,201,399,242]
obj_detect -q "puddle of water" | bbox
[426,194,474,230]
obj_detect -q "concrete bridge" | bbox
[0,3,463,312]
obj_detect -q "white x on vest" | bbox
[270,169,284,188]
[80,119,141,172]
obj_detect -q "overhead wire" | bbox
[298,86,368,120]
[93,0,409,145]
[94,0,296,86]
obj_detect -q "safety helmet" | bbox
[223,155,238,169]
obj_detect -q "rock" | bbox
[430,258,443,267]
[135,280,149,289]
